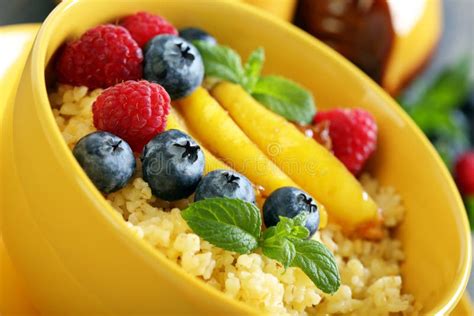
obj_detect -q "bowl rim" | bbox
[27,0,472,314]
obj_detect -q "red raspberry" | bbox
[93,80,170,152]
[56,25,143,89]
[314,108,378,175]
[121,11,178,47]
[455,151,474,196]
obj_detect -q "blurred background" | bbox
[1,0,473,300]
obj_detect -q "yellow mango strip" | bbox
[212,82,377,228]
[176,87,298,196]
[166,109,229,174]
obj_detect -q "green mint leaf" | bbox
[262,237,295,269]
[290,238,340,294]
[261,226,277,241]
[252,75,316,124]
[181,198,261,254]
[275,216,293,235]
[291,226,310,239]
[243,47,265,92]
[194,41,317,124]
[260,215,308,267]
[265,215,310,241]
[292,212,308,226]
[193,40,245,86]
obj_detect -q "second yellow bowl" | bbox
[1,0,471,315]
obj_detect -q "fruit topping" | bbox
[177,87,299,195]
[182,197,340,294]
[212,82,374,229]
[92,80,170,153]
[141,129,205,201]
[195,169,255,203]
[73,131,136,193]
[179,27,216,45]
[314,108,378,175]
[144,35,204,100]
[56,25,143,89]
[263,187,320,237]
[121,11,178,48]
[192,42,316,123]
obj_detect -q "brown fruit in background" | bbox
[296,0,441,96]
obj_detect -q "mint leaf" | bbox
[243,47,265,92]
[262,237,295,268]
[194,42,316,124]
[193,41,245,85]
[275,216,293,235]
[261,226,277,240]
[275,214,310,239]
[292,212,308,226]
[261,215,338,292]
[252,75,316,124]
[181,198,261,254]
[291,226,310,239]
[262,215,310,243]
[290,239,340,294]
[182,197,340,293]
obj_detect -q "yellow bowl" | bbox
[0,24,41,316]
[1,0,471,314]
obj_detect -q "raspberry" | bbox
[56,25,143,89]
[121,12,178,47]
[314,108,378,175]
[93,80,170,152]
[455,151,474,196]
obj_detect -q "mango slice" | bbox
[176,88,298,195]
[166,110,230,174]
[212,82,377,228]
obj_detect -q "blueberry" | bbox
[195,169,255,203]
[141,129,205,201]
[144,35,204,100]
[73,131,136,193]
[263,187,320,237]
[179,27,216,45]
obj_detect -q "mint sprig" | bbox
[260,214,309,268]
[290,238,341,294]
[262,237,295,269]
[193,41,246,85]
[193,41,316,124]
[181,198,261,254]
[181,198,340,294]
[253,76,316,124]
[243,47,265,92]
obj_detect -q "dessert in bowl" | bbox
[1,0,470,315]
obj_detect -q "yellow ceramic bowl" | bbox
[1,0,471,315]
